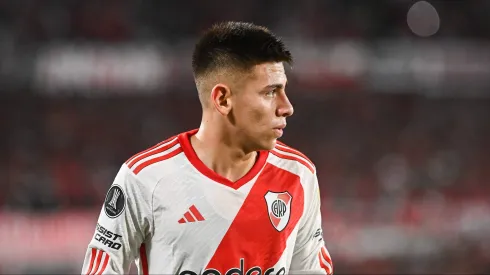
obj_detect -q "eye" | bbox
[265,89,277,97]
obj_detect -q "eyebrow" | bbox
[264,81,288,90]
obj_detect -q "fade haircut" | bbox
[192,21,293,106]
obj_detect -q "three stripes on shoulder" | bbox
[271,142,315,174]
[124,136,315,175]
[125,136,181,175]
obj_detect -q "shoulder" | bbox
[123,134,184,181]
[269,141,316,176]
[102,134,184,217]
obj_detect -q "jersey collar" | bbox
[178,129,269,190]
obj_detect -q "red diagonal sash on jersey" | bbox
[205,164,304,271]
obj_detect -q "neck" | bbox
[191,120,258,183]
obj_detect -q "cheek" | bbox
[249,107,265,123]
[244,104,272,133]
[235,95,272,129]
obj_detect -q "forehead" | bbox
[248,62,287,85]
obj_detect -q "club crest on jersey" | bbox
[104,185,126,218]
[264,191,292,232]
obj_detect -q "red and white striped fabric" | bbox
[81,129,333,274]
[84,248,110,275]
[271,142,315,173]
[318,246,334,274]
[125,135,183,175]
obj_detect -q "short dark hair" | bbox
[192,21,293,78]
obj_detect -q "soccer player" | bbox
[81,21,333,275]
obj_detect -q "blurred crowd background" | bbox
[1,0,490,274]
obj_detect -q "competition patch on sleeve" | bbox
[104,185,126,218]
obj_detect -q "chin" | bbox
[258,137,277,151]
[245,133,277,152]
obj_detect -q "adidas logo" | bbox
[178,205,205,224]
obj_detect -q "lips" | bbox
[274,124,286,130]
[273,124,286,137]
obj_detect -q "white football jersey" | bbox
[81,129,333,275]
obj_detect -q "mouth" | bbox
[273,124,286,137]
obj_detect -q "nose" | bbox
[276,93,294,117]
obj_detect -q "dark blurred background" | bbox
[1,0,490,274]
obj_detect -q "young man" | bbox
[81,21,333,275]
